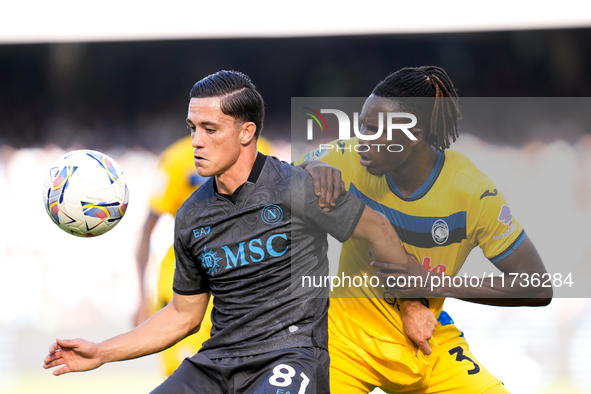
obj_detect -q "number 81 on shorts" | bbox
[268,364,310,394]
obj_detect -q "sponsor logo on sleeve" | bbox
[311,147,329,160]
[193,226,211,238]
[497,204,513,227]
[494,204,517,240]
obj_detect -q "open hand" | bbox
[43,338,103,376]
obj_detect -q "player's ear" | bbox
[239,122,257,146]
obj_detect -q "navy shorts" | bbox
[150,347,330,394]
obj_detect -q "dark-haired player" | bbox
[133,134,272,377]
[298,66,552,393]
[43,70,430,393]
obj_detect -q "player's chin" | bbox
[195,164,213,177]
[364,165,386,176]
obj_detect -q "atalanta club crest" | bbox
[432,219,449,245]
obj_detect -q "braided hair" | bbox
[372,66,461,151]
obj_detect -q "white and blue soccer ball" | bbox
[41,150,129,237]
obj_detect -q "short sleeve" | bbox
[470,179,526,264]
[172,215,211,295]
[292,168,365,243]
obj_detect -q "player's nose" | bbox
[357,126,372,146]
[358,133,371,147]
[191,130,206,149]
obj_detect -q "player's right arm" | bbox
[298,160,345,211]
[43,291,210,376]
[294,141,352,212]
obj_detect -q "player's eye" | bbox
[187,125,195,133]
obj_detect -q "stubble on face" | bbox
[187,97,243,178]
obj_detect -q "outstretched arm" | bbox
[43,291,210,376]
[373,235,552,306]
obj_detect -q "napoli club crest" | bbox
[432,219,449,245]
[261,204,283,225]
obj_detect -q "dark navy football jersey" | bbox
[173,153,365,358]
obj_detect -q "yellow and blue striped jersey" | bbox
[296,138,525,349]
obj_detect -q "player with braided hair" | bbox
[372,66,460,151]
[297,66,551,393]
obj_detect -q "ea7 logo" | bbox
[193,226,211,238]
[304,108,417,141]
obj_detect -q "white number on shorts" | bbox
[269,364,296,387]
[298,372,310,394]
[268,364,310,394]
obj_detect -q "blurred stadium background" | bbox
[1,1,591,393]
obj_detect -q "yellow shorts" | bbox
[329,312,509,394]
[151,245,214,376]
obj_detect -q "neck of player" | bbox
[215,146,258,195]
[388,146,439,198]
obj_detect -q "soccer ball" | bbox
[41,150,129,237]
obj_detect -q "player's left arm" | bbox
[373,235,552,306]
[458,234,552,306]
[373,177,553,306]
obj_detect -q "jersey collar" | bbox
[214,152,267,204]
[386,150,444,202]
[248,151,267,184]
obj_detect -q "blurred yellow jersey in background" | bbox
[149,134,273,216]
